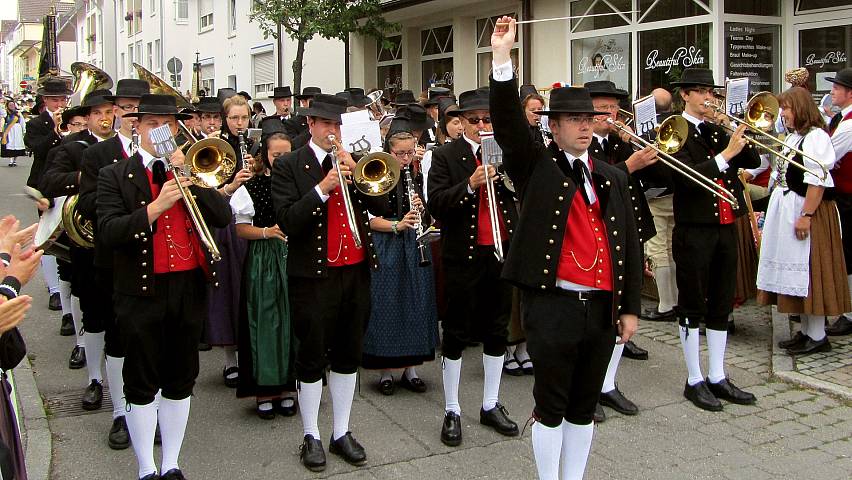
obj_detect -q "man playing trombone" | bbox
[670,69,759,412]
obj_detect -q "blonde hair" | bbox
[222,95,249,116]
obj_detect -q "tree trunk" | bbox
[292,37,307,95]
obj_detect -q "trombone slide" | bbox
[329,135,363,248]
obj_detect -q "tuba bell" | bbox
[62,194,95,248]
[185,137,238,188]
[70,62,113,104]
[353,152,400,196]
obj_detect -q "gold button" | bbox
[612,231,618,236]
[134,234,140,239]
[142,250,147,254]
[141,262,147,267]
[317,270,322,274]
[555,210,560,215]
[615,246,621,251]
[618,275,623,280]
[128,173,134,178]
[558,196,564,201]
[618,260,623,266]
[549,239,554,244]
[141,201,146,205]
[142,275,147,279]
[541,285,546,290]
[543,269,549,274]
[142,286,147,291]
[617,290,622,295]
[545,254,551,260]
[552,225,557,230]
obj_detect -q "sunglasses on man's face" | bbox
[465,116,491,125]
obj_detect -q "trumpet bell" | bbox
[353,152,400,196]
[71,62,113,104]
[185,138,238,188]
[746,92,779,132]
[656,116,689,155]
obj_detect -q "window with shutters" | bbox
[176,0,189,23]
[201,64,215,97]
[253,52,274,98]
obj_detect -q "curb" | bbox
[770,306,852,401]
[11,356,51,480]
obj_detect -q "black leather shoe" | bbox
[786,336,832,356]
[480,403,519,437]
[256,401,275,420]
[683,381,723,412]
[622,340,649,360]
[139,474,159,480]
[826,315,852,336]
[519,358,534,375]
[108,416,130,450]
[728,320,736,335]
[641,308,675,322]
[593,403,606,423]
[779,331,807,349]
[600,387,639,415]
[399,375,427,393]
[378,378,395,396]
[707,378,757,405]
[161,469,186,480]
[60,313,75,336]
[69,345,86,369]
[49,292,61,311]
[441,411,462,446]
[503,356,524,376]
[329,432,367,466]
[82,380,103,410]
[275,397,298,417]
[299,434,326,472]
[223,366,239,388]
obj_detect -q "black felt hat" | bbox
[37,77,73,97]
[194,97,223,113]
[301,94,348,123]
[269,86,294,99]
[394,104,432,131]
[60,105,89,128]
[519,84,539,100]
[533,87,607,116]
[104,79,149,101]
[345,88,371,107]
[295,86,322,100]
[81,89,114,108]
[392,89,418,106]
[446,87,490,116]
[584,80,628,99]
[217,88,239,104]
[437,96,458,118]
[238,91,252,100]
[423,87,452,106]
[670,68,723,88]
[827,68,852,90]
[123,94,193,120]
[259,116,288,138]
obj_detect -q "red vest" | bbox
[716,179,735,225]
[831,110,852,195]
[326,186,365,267]
[556,167,613,291]
[146,168,205,274]
[475,155,508,246]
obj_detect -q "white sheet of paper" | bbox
[632,95,658,137]
[725,78,749,117]
[340,115,382,154]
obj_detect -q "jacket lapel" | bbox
[300,144,325,184]
[455,139,477,176]
[124,153,153,201]
[590,159,611,215]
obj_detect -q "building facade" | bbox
[350,0,852,100]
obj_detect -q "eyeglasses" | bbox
[227,115,251,122]
[67,122,87,128]
[563,116,596,125]
[595,104,619,112]
[116,104,138,112]
[464,116,491,125]
[391,150,416,158]
[686,87,714,95]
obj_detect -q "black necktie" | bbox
[152,160,167,187]
[601,137,608,153]
[571,159,591,205]
[321,154,333,174]
[829,113,843,132]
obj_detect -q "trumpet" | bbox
[607,116,739,208]
[703,92,828,181]
[404,166,430,267]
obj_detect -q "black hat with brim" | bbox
[437,96,458,118]
[533,87,607,116]
[81,89,114,108]
[519,84,539,100]
[217,88,239,104]
[345,88,371,107]
[669,68,723,88]
[61,105,90,128]
[392,90,418,106]
[584,80,628,99]
[123,94,193,120]
[423,87,452,106]
[295,86,322,100]
[394,104,432,131]
[195,97,223,113]
[302,94,348,123]
[104,79,150,100]
[269,86,294,99]
[259,116,288,138]
[446,87,490,117]
[238,91,252,100]
[37,77,73,97]
[826,68,852,90]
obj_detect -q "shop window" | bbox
[477,50,519,87]
[421,25,453,57]
[422,57,454,91]
[724,23,779,96]
[639,0,709,24]
[796,0,852,12]
[570,0,631,33]
[799,25,851,93]
[421,25,453,92]
[639,23,711,94]
[378,35,403,94]
[378,64,403,93]
[725,0,780,16]
[571,33,632,93]
[378,36,402,63]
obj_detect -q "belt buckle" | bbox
[577,291,589,301]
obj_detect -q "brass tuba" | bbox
[62,194,94,248]
[70,62,113,104]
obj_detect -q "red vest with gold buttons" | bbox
[475,155,508,246]
[831,111,852,195]
[146,168,205,274]
[326,186,365,267]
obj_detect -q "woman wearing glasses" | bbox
[362,131,439,396]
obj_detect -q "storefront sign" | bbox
[638,23,711,94]
[571,34,631,91]
[725,23,778,95]
[644,46,706,74]
[799,25,850,93]
[804,52,848,68]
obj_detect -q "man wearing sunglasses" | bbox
[427,87,520,447]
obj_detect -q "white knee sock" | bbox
[601,338,624,394]
[158,397,191,473]
[655,266,675,312]
[298,379,323,439]
[532,421,563,480]
[561,420,594,480]
[58,280,72,317]
[71,295,84,347]
[482,353,503,411]
[328,371,357,441]
[403,367,418,380]
[514,342,531,364]
[706,329,728,384]
[669,263,679,309]
[442,357,462,415]
[41,255,59,294]
[223,345,238,369]
[679,325,703,385]
[126,401,158,478]
[105,355,125,419]
[85,331,105,383]
[804,314,827,341]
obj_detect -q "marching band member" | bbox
[284,86,322,149]
[196,97,223,137]
[826,68,852,337]
[268,86,295,123]
[78,78,151,449]
[362,131,439,396]
[427,86,520,447]
[489,17,642,479]
[757,86,848,355]
[669,68,759,411]
[97,94,232,480]
[271,94,386,472]
[420,87,451,146]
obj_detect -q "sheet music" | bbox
[149,124,177,157]
[340,111,382,154]
[725,78,749,118]
[632,95,658,137]
[479,132,503,168]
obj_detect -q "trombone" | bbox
[606,116,739,208]
[618,108,634,126]
[704,92,828,181]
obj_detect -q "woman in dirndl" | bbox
[1,100,26,167]
[757,86,851,356]
[232,124,297,419]
[362,131,439,395]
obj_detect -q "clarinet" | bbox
[130,127,140,156]
[238,132,249,171]
[405,166,431,267]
